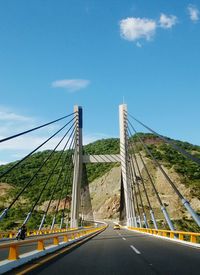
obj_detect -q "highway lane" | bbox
[16,224,200,275]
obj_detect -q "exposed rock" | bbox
[82,156,200,222]
[0,182,14,196]
[38,197,71,213]
[82,166,121,220]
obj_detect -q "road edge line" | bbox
[126,228,200,249]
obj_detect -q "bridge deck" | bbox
[13,223,200,275]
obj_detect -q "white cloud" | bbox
[159,13,177,29]
[0,135,65,151]
[0,133,106,157]
[187,4,199,22]
[0,160,8,165]
[0,133,109,164]
[0,107,37,139]
[52,79,90,92]
[120,13,178,46]
[0,107,33,122]
[119,17,157,42]
[0,106,70,163]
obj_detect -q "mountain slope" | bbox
[0,135,199,231]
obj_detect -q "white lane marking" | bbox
[130,245,141,254]
[122,237,126,241]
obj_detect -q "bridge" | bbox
[0,104,199,274]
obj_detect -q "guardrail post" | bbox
[179,233,184,241]
[64,235,68,242]
[190,235,197,243]
[37,240,45,251]
[53,237,59,245]
[162,232,167,237]
[8,244,19,260]
[170,232,174,239]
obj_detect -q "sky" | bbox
[0,0,200,164]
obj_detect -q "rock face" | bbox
[81,166,121,220]
[81,156,200,222]
[0,183,14,208]
[38,197,71,213]
[0,183,13,197]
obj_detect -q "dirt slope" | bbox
[82,156,200,222]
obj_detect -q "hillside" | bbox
[0,135,200,231]
[0,138,119,202]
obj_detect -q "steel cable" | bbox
[40,130,76,229]
[0,120,76,220]
[128,113,200,165]
[24,125,76,225]
[127,128,153,211]
[0,116,75,180]
[0,112,75,144]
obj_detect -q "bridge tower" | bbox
[119,104,137,227]
[70,104,138,228]
[70,105,83,228]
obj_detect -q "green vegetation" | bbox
[0,138,119,230]
[0,135,199,232]
[83,138,120,183]
[140,137,200,199]
[0,150,73,203]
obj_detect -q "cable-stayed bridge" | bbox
[0,104,199,274]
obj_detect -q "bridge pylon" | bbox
[119,104,137,227]
[70,106,83,228]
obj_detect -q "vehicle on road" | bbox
[16,225,27,240]
[113,224,120,230]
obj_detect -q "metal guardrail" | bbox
[0,226,105,261]
[0,226,93,239]
[128,227,200,244]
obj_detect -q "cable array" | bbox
[0,111,77,230]
[127,112,200,228]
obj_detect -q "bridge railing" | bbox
[0,227,93,239]
[0,226,106,262]
[128,227,200,244]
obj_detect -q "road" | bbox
[15,223,200,275]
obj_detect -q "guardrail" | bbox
[128,227,200,244]
[0,226,105,262]
[0,226,93,239]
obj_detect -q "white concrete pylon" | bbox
[119,104,136,227]
[70,106,83,228]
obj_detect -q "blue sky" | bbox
[0,0,200,163]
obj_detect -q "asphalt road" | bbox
[18,223,200,275]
